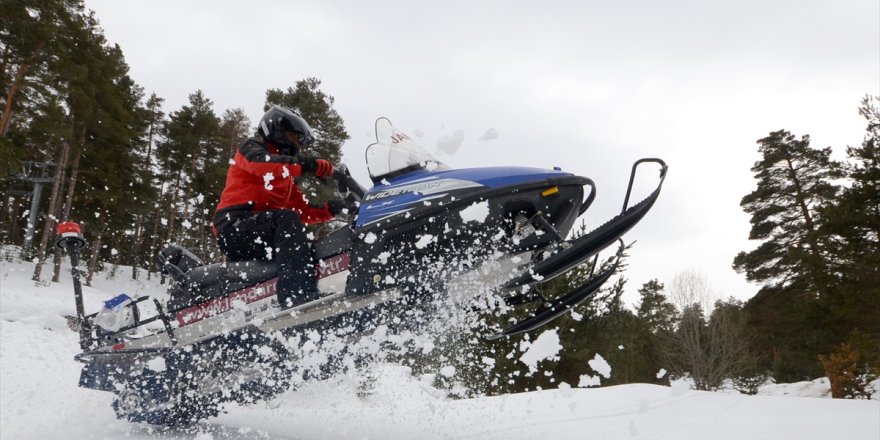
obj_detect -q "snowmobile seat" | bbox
[157,245,204,282]
[165,260,278,311]
[159,224,353,311]
[159,245,280,311]
[185,260,278,288]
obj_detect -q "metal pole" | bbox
[66,246,91,348]
[56,222,90,349]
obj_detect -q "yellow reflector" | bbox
[542,187,559,197]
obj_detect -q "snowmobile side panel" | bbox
[357,167,589,228]
[314,226,356,259]
[80,359,130,392]
[258,288,402,333]
[343,176,587,297]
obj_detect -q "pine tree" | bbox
[1,0,84,248]
[733,130,840,293]
[817,95,880,367]
[635,279,677,384]
[219,108,251,160]
[156,91,222,256]
[735,130,843,381]
[63,38,147,283]
[15,5,148,283]
[128,93,165,279]
[1,0,83,140]
[822,96,880,292]
[636,279,676,335]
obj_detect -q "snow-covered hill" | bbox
[1,257,878,440]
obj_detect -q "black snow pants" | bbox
[216,210,319,307]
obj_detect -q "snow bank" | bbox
[1,259,879,440]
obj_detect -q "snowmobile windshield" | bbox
[365,118,449,183]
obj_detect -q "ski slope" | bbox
[1,258,878,440]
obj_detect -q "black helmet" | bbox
[258,105,315,154]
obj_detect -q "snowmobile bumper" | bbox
[488,159,667,339]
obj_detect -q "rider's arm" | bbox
[289,184,334,224]
[235,139,306,179]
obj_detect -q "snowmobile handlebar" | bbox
[331,164,366,201]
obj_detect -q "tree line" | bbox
[422,96,878,398]
[3,1,877,398]
[1,1,347,285]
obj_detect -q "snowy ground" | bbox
[1,257,878,440]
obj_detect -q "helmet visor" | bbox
[278,112,314,146]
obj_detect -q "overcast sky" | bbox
[83,0,879,305]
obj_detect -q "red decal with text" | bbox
[317,253,350,279]
[176,279,276,327]
[390,133,409,143]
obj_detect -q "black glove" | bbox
[327,198,346,216]
[300,156,334,177]
[300,156,317,172]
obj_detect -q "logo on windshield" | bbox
[390,132,409,143]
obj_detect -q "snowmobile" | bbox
[56,118,667,426]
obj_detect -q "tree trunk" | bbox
[110,233,121,279]
[32,140,70,282]
[7,197,22,245]
[146,174,170,281]
[177,153,198,248]
[130,215,143,280]
[164,170,182,244]
[61,136,84,220]
[53,134,84,282]
[146,205,163,281]
[0,42,45,137]
[0,193,14,243]
[134,115,162,280]
[85,227,103,287]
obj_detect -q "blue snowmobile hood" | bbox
[355,166,574,228]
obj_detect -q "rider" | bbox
[213,105,344,308]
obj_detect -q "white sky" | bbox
[83,0,879,305]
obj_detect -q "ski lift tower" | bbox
[12,161,55,250]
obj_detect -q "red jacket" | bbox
[214,137,333,227]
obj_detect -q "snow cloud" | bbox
[436,130,464,155]
[518,329,561,373]
[478,128,499,141]
[459,201,490,223]
[588,353,612,379]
